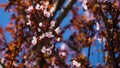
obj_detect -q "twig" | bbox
[99,5,117,68]
[53,0,77,29]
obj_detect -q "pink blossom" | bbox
[39,33,45,40]
[59,52,66,57]
[46,48,52,55]
[39,5,44,10]
[55,27,61,34]
[26,20,31,26]
[0,64,3,68]
[96,23,100,30]
[1,57,5,64]
[41,46,46,53]
[81,0,88,10]
[39,22,43,27]
[41,45,54,55]
[97,38,102,43]
[26,6,33,12]
[45,32,54,38]
[31,36,37,45]
[26,15,30,18]
[37,28,41,32]
[35,4,40,10]
[60,43,67,50]
[36,4,44,10]
[72,60,81,67]
[49,20,55,29]
[57,38,61,41]
[44,10,51,18]
[44,1,49,6]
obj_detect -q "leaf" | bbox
[0,27,3,34]
[8,42,15,51]
[24,1,31,7]
[0,4,6,8]
[107,20,112,24]
[92,5,96,12]
[77,33,85,41]
[16,63,24,68]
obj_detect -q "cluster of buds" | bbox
[79,0,88,11]
[72,60,81,67]
[31,36,37,45]
[39,31,54,40]
[41,45,54,55]
[35,1,52,18]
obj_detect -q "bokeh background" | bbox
[0,0,109,67]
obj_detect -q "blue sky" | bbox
[0,0,12,42]
[0,0,10,28]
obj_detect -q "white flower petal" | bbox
[44,10,51,18]
[60,43,67,50]
[49,21,55,29]
[72,60,81,67]
[36,4,40,10]
[41,46,46,53]
[60,52,66,56]
[38,28,41,32]
[26,20,31,26]
[82,4,88,10]
[44,1,49,6]
[39,22,43,27]
[26,6,33,12]
[96,23,100,30]
[40,5,44,10]
[97,38,102,43]
[57,38,61,41]
[31,36,37,45]
[55,27,61,34]
[45,32,54,38]
[46,48,52,55]
[39,33,45,40]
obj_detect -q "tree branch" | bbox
[49,0,65,21]
[53,0,77,29]
[31,0,41,22]
[99,6,117,68]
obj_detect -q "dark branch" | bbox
[53,0,77,29]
